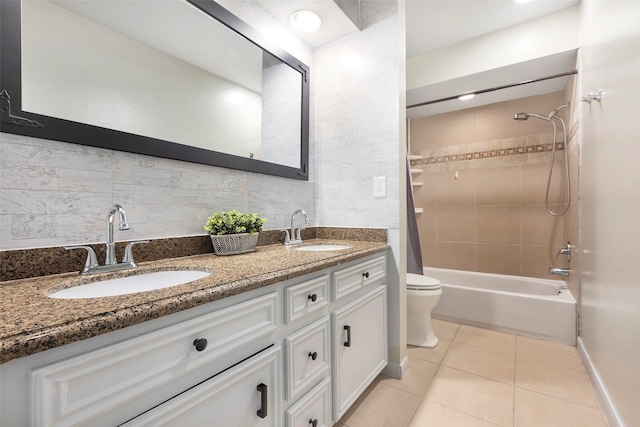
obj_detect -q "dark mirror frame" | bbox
[0,0,310,180]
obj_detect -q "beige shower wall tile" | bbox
[435,242,475,271]
[421,241,437,267]
[475,102,521,141]
[521,245,565,280]
[476,205,521,244]
[477,243,521,276]
[521,161,568,205]
[437,206,475,243]
[417,206,437,242]
[409,116,437,151]
[521,204,565,246]
[476,166,521,205]
[435,109,476,147]
[436,170,476,206]
[413,172,437,207]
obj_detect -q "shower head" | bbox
[513,112,550,121]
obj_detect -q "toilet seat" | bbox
[407,273,441,290]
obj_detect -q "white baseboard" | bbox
[577,337,623,427]
[381,356,409,379]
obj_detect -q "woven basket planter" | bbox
[210,233,259,256]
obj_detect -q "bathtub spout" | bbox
[548,267,570,277]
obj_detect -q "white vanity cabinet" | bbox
[283,253,388,425]
[0,250,389,427]
[331,285,387,421]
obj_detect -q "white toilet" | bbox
[407,273,442,348]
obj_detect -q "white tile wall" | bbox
[0,132,316,250]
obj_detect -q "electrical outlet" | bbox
[373,176,386,198]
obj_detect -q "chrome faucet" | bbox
[65,204,148,274]
[548,267,570,277]
[284,209,310,245]
[556,241,572,263]
[106,204,130,265]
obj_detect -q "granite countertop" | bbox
[0,239,388,364]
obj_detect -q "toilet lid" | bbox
[407,273,441,290]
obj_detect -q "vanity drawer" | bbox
[285,377,331,427]
[284,275,329,324]
[284,317,330,401]
[31,292,278,427]
[332,255,386,301]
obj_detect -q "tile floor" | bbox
[334,320,609,427]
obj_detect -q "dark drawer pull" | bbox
[309,419,318,427]
[193,338,207,352]
[257,383,268,418]
[308,293,317,302]
[344,325,351,347]
[308,351,318,361]
[362,271,370,278]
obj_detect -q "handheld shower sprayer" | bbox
[512,104,571,216]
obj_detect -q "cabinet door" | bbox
[331,286,387,421]
[123,346,281,427]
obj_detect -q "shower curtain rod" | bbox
[407,69,578,109]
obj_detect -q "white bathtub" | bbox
[425,267,576,345]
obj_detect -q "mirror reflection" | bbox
[12,0,305,172]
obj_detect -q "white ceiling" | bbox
[406,0,579,58]
[255,0,580,117]
[406,49,578,118]
[405,0,580,117]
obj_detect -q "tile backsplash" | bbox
[0,132,316,251]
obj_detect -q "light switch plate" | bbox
[373,176,386,198]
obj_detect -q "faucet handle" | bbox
[295,227,306,241]
[64,245,98,274]
[283,229,291,244]
[556,241,572,262]
[123,240,149,264]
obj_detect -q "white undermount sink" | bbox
[49,270,211,299]
[294,244,352,252]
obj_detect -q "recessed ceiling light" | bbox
[458,93,475,101]
[290,10,322,32]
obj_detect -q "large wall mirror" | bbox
[0,0,310,180]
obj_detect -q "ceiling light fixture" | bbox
[458,93,475,101]
[290,10,322,32]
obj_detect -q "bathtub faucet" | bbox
[548,267,570,277]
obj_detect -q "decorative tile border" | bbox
[411,142,565,166]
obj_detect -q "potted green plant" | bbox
[204,209,266,255]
